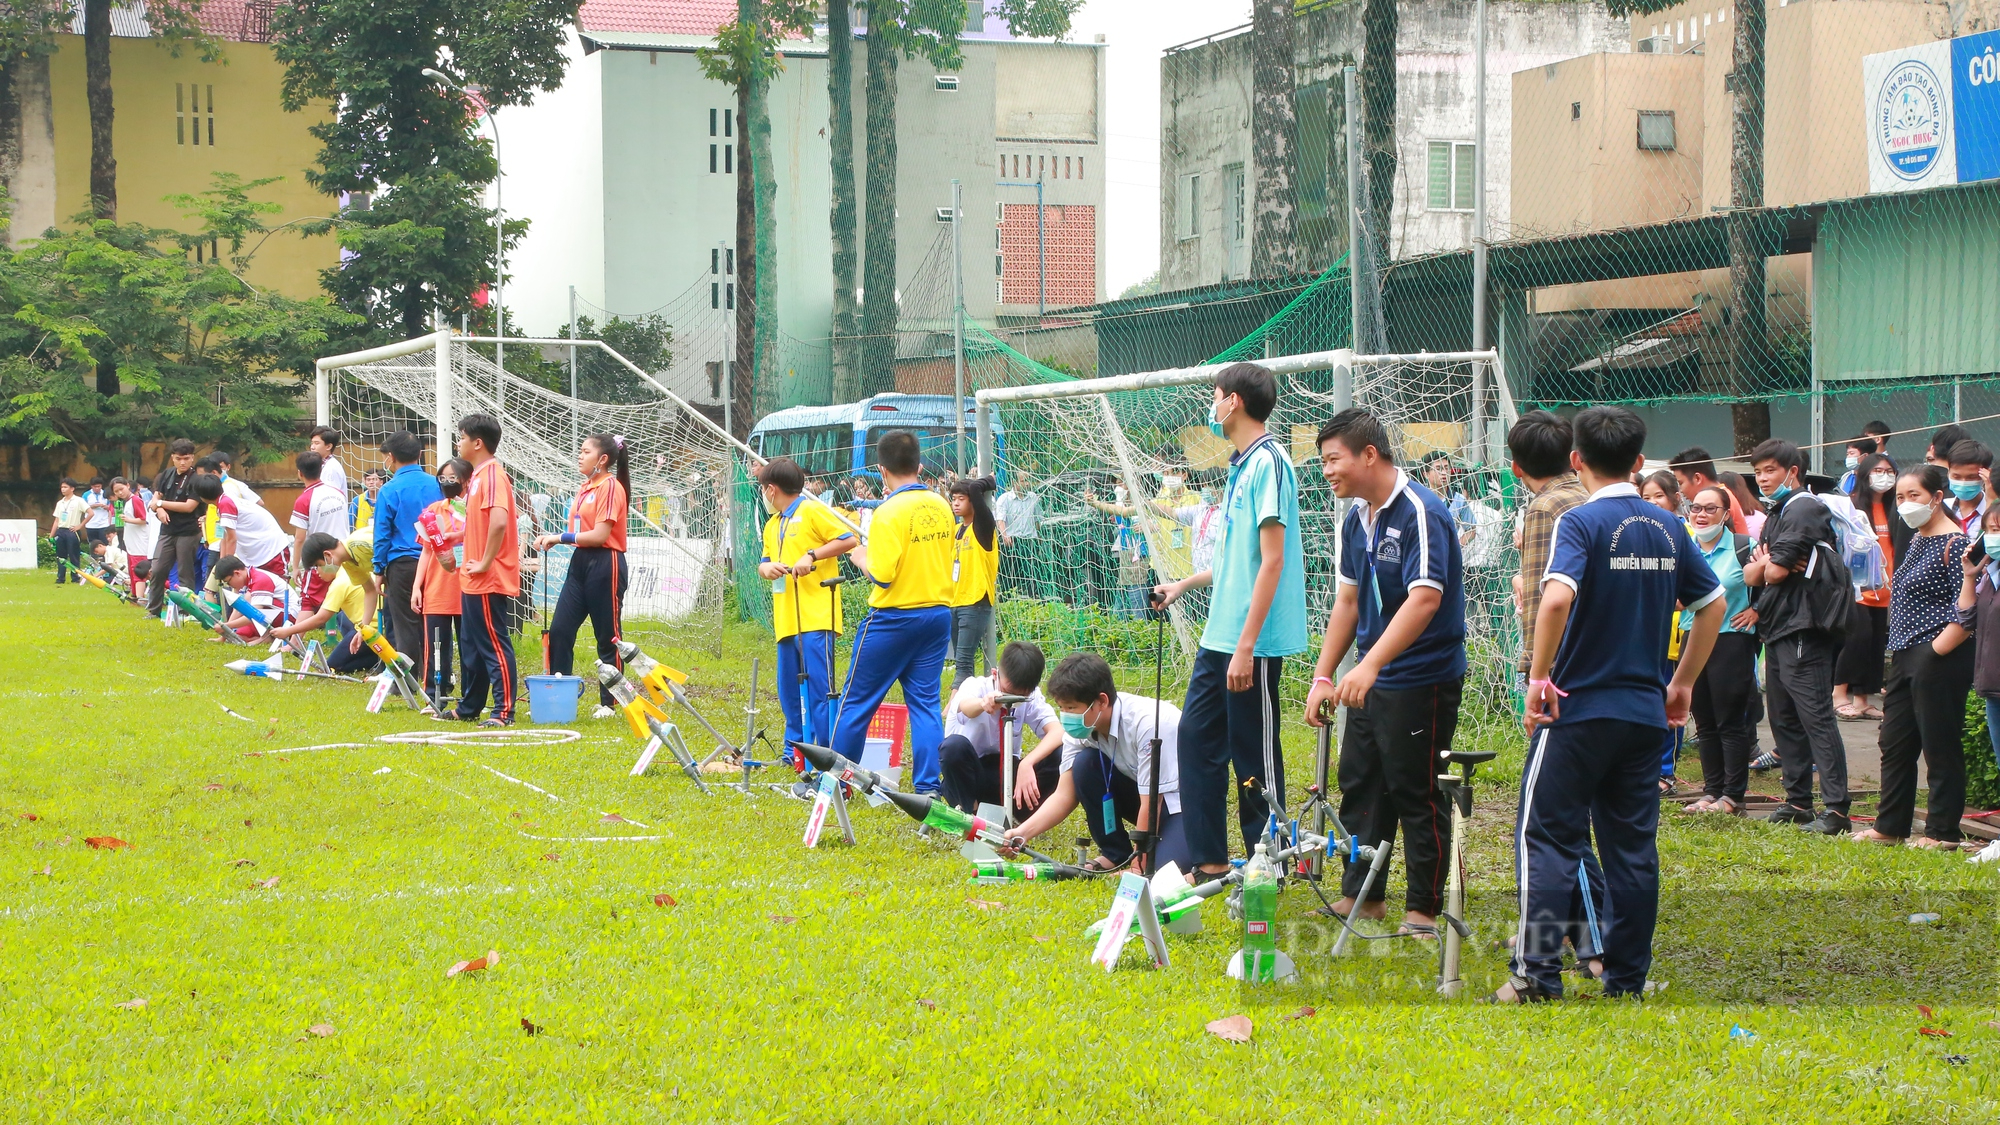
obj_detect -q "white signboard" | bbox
[0,520,39,569]
[1865,40,1957,193]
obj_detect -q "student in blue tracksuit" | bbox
[829,430,956,794]
[1496,405,1725,1003]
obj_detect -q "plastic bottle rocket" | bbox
[228,593,274,636]
[614,640,686,709]
[166,587,224,629]
[355,623,411,670]
[1084,863,1239,938]
[792,739,895,795]
[225,655,286,680]
[597,662,667,740]
[882,787,990,840]
[1226,842,1295,983]
[970,857,1089,883]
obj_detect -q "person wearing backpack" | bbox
[1835,453,1905,721]
[1744,439,1853,835]
[1683,486,1762,815]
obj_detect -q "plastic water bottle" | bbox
[1238,842,1281,982]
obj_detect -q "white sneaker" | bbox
[592,705,615,720]
[1967,839,2000,864]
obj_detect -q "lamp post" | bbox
[423,67,505,411]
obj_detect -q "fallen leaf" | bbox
[244,752,263,758]
[203,784,224,792]
[652,893,677,908]
[1919,1027,1953,1039]
[83,836,130,850]
[1986,1020,2000,1031]
[599,813,627,823]
[447,950,500,977]
[509,811,523,820]
[1031,934,1052,943]
[32,864,50,877]
[917,998,936,1011]
[228,858,255,868]
[115,997,146,1010]
[1206,1014,1253,1043]
[243,819,253,828]
[1919,1003,1936,1021]
[769,914,797,925]
[306,1023,335,1038]
[17,813,37,821]
[255,876,280,889]
[967,897,1006,911]
[541,853,560,863]
[1281,1006,1318,1022]
[318,843,337,851]
[521,1017,543,1037]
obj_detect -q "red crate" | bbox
[867,704,908,767]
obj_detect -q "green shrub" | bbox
[1963,692,2000,811]
[37,536,54,568]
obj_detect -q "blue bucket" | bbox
[525,674,583,724]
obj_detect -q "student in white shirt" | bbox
[1002,651,1190,877]
[49,478,88,585]
[82,478,114,550]
[310,426,349,497]
[938,642,1064,818]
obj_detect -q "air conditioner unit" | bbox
[1636,35,1670,54]
[935,75,960,91]
[936,207,960,223]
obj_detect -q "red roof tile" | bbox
[576,0,737,36]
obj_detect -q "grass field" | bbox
[3,569,1997,1122]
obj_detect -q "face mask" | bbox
[1986,533,2000,558]
[1765,483,1793,510]
[1950,479,1983,502]
[439,479,463,499]
[1898,500,1935,529]
[1845,454,1860,470]
[1164,475,1184,491]
[1693,521,1727,544]
[1869,472,1897,493]
[1208,397,1234,438]
[1201,490,1219,505]
[1114,487,1128,503]
[1059,709,1091,739]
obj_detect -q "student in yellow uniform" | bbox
[831,430,956,794]
[756,457,858,752]
[948,475,1001,690]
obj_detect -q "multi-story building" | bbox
[1157,0,1629,291]
[0,0,336,298]
[502,0,1106,411]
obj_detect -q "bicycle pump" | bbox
[1435,747,1495,997]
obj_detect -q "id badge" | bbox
[772,575,786,594]
[952,556,961,583]
[1101,796,1118,835]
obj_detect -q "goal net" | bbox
[317,332,746,651]
[976,347,1524,715]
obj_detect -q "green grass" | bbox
[2,570,1997,1122]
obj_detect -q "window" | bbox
[1571,101,1581,121]
[176,83,215,146]
[712,282,721,309]
[1177,173,1200,240]
[707,361,723,399]
[1225,163,1248,279]
[935,75,960,92]
[710,108,718,137]
[995,252,1004,277]
[1078,156,1084,178]
[710,144,718,173]
[711,248,720,274]
[965,0,984,32]
[1637,110,1677,151]
[1427,141,1476,211]
[725,283,735,310]
[726,248,735,274]
[724,109,733,137]
[724,144,733,174]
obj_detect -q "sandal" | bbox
[1081,854,1130,873]
[1863,706,1885,720]
[1396,922,1440,942]
[1710,796,1745,817]
[1835,704,1868,721]
[1850,828,1905,845]
[1909,836,1961,851]
[1479,975,1555,1004]
[1680,796,1717,814]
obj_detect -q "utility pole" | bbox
[951,179,967,476]
[1036,174,1046,318]
[1345,65,1362,358]
[1470,0,1489,465]
[568,285,580,452]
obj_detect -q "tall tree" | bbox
[0,1,67,230]
[826,0,861,402]
[77,0,208,222]
[1358,0,1396,269]
[1249,0,1297,278]
[858,0,1081,398]
[703,0,814,427]
[271,0,581,342]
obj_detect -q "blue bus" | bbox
[747,393,1004,481]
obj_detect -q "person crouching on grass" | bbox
[1494,405,1724,1003]
[1304,407,1467,937]
[939,640,1064,820]
[212,554,295,641]
[1001,652,1190,876]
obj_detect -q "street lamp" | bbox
[423,66,506,409]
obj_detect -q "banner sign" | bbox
[1866,29,2000,193]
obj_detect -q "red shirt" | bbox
[571,475,629,553]
[462,458,521,596]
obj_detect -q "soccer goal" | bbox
[973,347,1525,710]
[314,330,761,645]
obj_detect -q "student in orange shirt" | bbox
[532,434,632,717]
[413,457,470,713]
[454,414,522,727]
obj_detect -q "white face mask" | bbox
[1693,521,1727,544]
[1163,475,1184,491]
[1898,500,1936,530]
[1869,472,1897,493]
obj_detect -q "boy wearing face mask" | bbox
[1744,439,1854,835]
[1838,437,1878,496]
[1001,652,1190,875]
[1945,441,1992,533]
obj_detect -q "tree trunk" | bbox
[1359,0,1396,267]
[827,0,861,403]
[83,0,115,220]
[0,60,20,234]
[1727,0,1768,452]
[733,79,755,438]
[860,31,898,398]
[747,0,781,416]
[1249,0,1297,279]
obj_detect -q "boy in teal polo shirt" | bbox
[1155,362,1307,881]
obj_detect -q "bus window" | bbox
[763,425,854,477]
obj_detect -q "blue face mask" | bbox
[1765,484,1793,510]
[1951,479,1984,502]
[1985,533,2000,559]
[1059,709,1091,739]
[1845,453,1860,470]
[1208,398,1233,439]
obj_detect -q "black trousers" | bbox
[1834,602,1889,695]
[938,734,1062,819]
[1178,648,1287,867]
[146,533,202,614]
[1765,629,1850,813]
[1692,632,1760,801]
[52,528,81,583]
[328,616,384,675]
[1876,641,1974,841]
[549,547,628,706]
[382,557,423,659]
[1337,677,1463,916]
[421,613,458,704]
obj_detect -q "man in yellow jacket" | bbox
[830,430,956,795]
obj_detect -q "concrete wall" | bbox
[1158,1,1630,293]
[34,35,336,297]
[503,33,605,333]
[991,40,1107,312]
[1511,53,1705,237]
[5,57,59,243]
